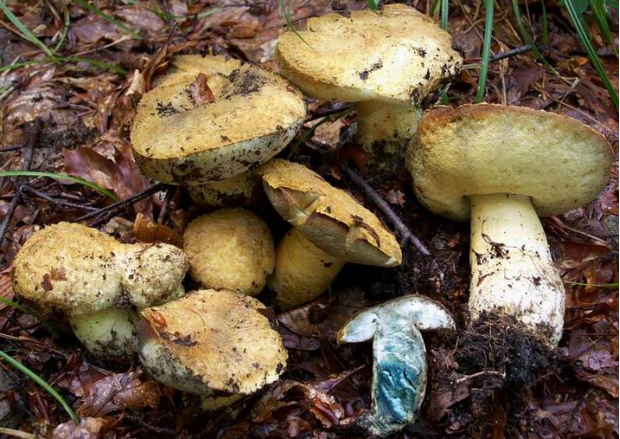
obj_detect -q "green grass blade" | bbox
[278,0,312,49]
[368,0,379,10]
[430,0,441,15]
[0,171,119,201]
[0,350,79,424]
[541,0,549,44]
[71,0,142,39]
[53,6,71,54]
[568,281,619,288]
[0,1,55,58]
[564,0,619,109]
[512,0,558,73]
[475,0,494,102]
[590,0,617,55]
[0,298,60,338]
[440,0,449,29]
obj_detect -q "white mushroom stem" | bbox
[268,228,345,310]
[469,193,565,345]
[69,308,139,358]
[356,101,421,167]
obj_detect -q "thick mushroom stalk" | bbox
[469,193,565,344]
[338,295,455,437]
[268,228,345,310]
[356,102,422,163]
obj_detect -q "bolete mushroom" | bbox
[407,104,612,345]
[183,208,276,296]
[185,170,262,208]
[12,222,188,359]
[338,295,455,436]
[131,55,306,187]
[138,289,287,399]
[276,4,463,169]
[260,159,402,309]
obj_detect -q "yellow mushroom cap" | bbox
[13,222,121,315]
[139,289,287,394]
[131,55,307,185]
[12,222,188,316]
[407,104,613,221]
[276,4,463,105]
[260,159,402,267]
[183,208,276,296]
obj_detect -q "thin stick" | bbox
[0,428,35,439]
[0,120,41,253]
[76,183,166,223]
[21,185,99,211]
[489,44,532,62]
[339,163,431,256]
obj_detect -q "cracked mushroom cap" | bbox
[260,159,402,267]
[131,55,306,185]
[12,222,188,316]
[407,105,613,221]
[183,208,276,296]
[138,289,287,395]
[276,4,462,105]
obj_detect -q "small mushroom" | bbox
[338,295,455,437]
[138,289,287,399]
[260,159,402,309]
[131,55,306,187]
[12,223,188,359]
[407,104,612,345]
[276,4,462,169]
[183,208,276,296]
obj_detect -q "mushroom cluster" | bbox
[12,222,188,359]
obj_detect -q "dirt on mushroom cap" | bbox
[131,55,306,185]
[276,4,463,105]
[260,159,402,267]
[407,104,613,221]
[183,208,275,295]
[140,289,287,394]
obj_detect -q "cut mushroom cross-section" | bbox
[259,159,402,309]
[276,4,463,169]
[12,222,188,359]
[131,55,306,186]
[407,104,612,346]
[338,295,455,437]
[138,289,287,396]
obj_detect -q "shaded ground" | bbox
[0,0,618,438]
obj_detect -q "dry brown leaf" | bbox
[133,213,182,246]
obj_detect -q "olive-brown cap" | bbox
[407,104,613,221]
[131,55,306,185]
[276,4,462,105]
[183,208,275,296]
[139,289,287,395]
[260,159,402,267]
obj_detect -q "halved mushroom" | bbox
[338,295,455,436]
[183,208,276,296]
[131,55,306,187]
[260,159,402,309]
[407,104,612,345]
[276,4,462,169]
[138,289,287,398]
[12,222,188,359]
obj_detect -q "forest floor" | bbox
[0,0,618,438]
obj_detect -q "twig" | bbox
[0,119,41,257]
[76,183,166,224]
[454,370,506,384]
[339,163,431,256]
[0,428,35,439]
[305,104,354,123]
[21,185,99,211]
[0,145,24,153]
[489,44,532,62]
[120,413,177,436]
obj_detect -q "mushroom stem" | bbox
[268,228,345,310]
[69,308,139,359]
[469,193,565,345]
[356,101,421,169]
[186,171,261,207]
